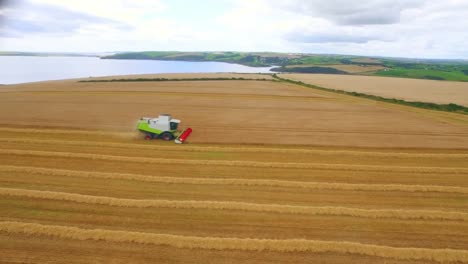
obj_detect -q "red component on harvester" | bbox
[176,128,192,143]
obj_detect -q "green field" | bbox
[376,67,468,81]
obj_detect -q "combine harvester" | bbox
[137,114,192,144]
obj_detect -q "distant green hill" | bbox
[102,51,292,67]
[102,51,468,81]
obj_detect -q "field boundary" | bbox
[78,77,274,83]
[274,74,468,114]
[1,221,468,263]
[1,187,466,221]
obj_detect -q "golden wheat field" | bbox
[280,73,468,106]
[1,73,468,263]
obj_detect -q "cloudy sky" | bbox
[1,0,467,59]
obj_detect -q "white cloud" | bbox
[27,0,166,25]
[245,0,468,58]
[1,0,192,51]
[276,0,426,25]
[0,0,467,59]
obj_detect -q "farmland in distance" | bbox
[279,73,468,106]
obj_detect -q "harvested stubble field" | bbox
[280,73,468,106]
[1,73,468,263]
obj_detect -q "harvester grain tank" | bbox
[137,114,192,143]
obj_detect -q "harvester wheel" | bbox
[144,135,152,140]
[160,132,173,141]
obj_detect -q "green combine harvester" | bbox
[137,114,192,143]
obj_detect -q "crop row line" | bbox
[1,137,467,159]
[0,127,133,137]
[1,149,467,174]
[0,187,466,221]
[2,125,468,138]
[1,221,467,263]
[1,165,467,194]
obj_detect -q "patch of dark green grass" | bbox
[271,66,348,74]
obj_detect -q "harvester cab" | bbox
[137,114,192,144]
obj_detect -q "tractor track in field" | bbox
[2,165,468,194]
[191,125,468,137]
[4,125,468,136]
[1,149,467,174]
[1,137,468,159]
[1,221,468,263]
[0,127,133,137]
[2,126,468,138]
[1,187,467,221]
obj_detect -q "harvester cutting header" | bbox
[137,114,192,144]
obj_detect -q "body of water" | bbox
[0,56,272,84]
